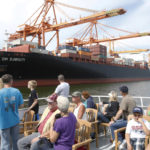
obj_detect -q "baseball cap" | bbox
[46,94,58,103]
[119,85,128,93]
[72,91,81,97]
[133,107,143,115]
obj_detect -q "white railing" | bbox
[22,95,150,110]
[91,95,150,109]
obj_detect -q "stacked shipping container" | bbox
[84,44,107,63]
[3,45,30,53]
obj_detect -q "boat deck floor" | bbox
[90,133,112,150]
[0,133,112,150]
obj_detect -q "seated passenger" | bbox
[17,94,60,150]
[49,96,78,150]
[146,105,150,116]
[108,86,136,149]
[146,143,150,150]
[119,107,150,150]
[82,91,96,109]
[72,91,86,120]
[98,91,119,123]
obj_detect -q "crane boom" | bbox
[113,49,150,54]
[9,8,126,41]
[67,32,150,46]
[46,8,126,31]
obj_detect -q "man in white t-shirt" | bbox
[54,74,70,97]
[120,107,150,150]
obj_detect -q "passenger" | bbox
[25,80,39,120]
[0,78,4,89]
[108,85,136,149]
[54,74,70,97]
[49,96,78,150]
[72,91,86,120]
[82,91,96,109]
[146,143,150,150]
[146,105,150,116]
[119,107,150,150]
[98,90,119,123]
[17,94,60,150]
[0,74,24,150]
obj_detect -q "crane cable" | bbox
[55,1,99,13]
[98,22,135,34]
[55,4,74,20]
[97,24,139,51]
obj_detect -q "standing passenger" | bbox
[0,74,24,150]
[26,80,39,120]
[0,78,4,89]
[54,74,70,97]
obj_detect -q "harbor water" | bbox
[19,80,150,98]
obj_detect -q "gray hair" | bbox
[57,96,70,113]
[58,74,64,81]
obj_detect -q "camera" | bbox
[55,113,61,119]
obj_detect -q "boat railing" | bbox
[22,95,150,110]
[91,95,149,109]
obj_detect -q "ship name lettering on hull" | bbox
[1,57,25,62]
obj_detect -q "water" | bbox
[19,80,150,99]
[18,80,150,119]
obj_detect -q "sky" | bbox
[0,0,150,61]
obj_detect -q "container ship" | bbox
[0,39,150,87]
[1,1,150,87]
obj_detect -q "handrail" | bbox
[22,95,150,110]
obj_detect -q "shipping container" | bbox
[61,53,79,58]
[84,44,107,53]
[107,57,114,62]
[79,54,91,60]
[7,45,30,53]
[77,50,91,56]
[60,49,77,54]
[58,45,76,51]
[91,56,99,61]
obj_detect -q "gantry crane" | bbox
[8,0,126,49]
[65,20,150,55]
[66,31,150,46]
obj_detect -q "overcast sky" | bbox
[0,0,150,60]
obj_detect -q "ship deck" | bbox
[1,94,149,150]
[0,105,112,150]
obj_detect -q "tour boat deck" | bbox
[1,95,149,150]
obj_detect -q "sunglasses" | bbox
[134,114,142,117]
[48,102,54,105]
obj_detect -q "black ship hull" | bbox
[0,51,150,86]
